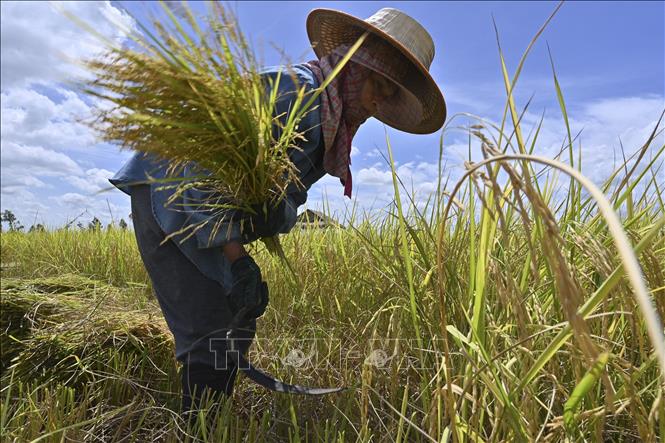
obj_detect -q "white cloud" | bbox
[1,87,97,153]
[0,187,50,227]
[0,174,48,193]
[356,166,393,186]
[1,1,135,88]
[516,94,665,185]
[364,148,382,159]
[65,168,115,194]
[0,141,129,226]
[54,192,95,208]
[579,96,663,128]
[50,192,128,225]
[304,158,445,222]
[1,141,83,177]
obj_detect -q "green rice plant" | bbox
[0,229,151,289]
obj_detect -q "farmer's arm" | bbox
[222,240,248,263]
[261,69,323,229]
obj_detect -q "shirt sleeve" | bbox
[179,165,245,249]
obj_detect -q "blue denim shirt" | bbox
[110,64,325,291]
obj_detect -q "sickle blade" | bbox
[226,347,345,395]
[225,312,345,395]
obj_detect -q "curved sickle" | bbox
[226,311,346,395]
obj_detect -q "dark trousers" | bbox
[130,185,256,410]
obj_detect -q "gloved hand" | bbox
[228,255,269,321]
[245,199,288,239]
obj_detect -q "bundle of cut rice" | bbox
[78,2,362,253]
[1,276,174,391]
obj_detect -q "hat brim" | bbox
[306,8,446,134]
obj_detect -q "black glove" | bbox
[228,256,269,320]
[245,200,288,239]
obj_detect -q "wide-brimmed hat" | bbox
[307,7,446,134]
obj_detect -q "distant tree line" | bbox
[0,210,129,232]
[1,210,23,232]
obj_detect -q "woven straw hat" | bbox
[307,7,446,134]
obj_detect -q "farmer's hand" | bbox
[228,255,269,320]
[246,199,288,238]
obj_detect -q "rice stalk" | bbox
[437,152,665,380]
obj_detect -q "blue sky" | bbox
[1,1,663,228]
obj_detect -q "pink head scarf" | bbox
[306,46,377,198]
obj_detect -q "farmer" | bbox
[110,7,445,412]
